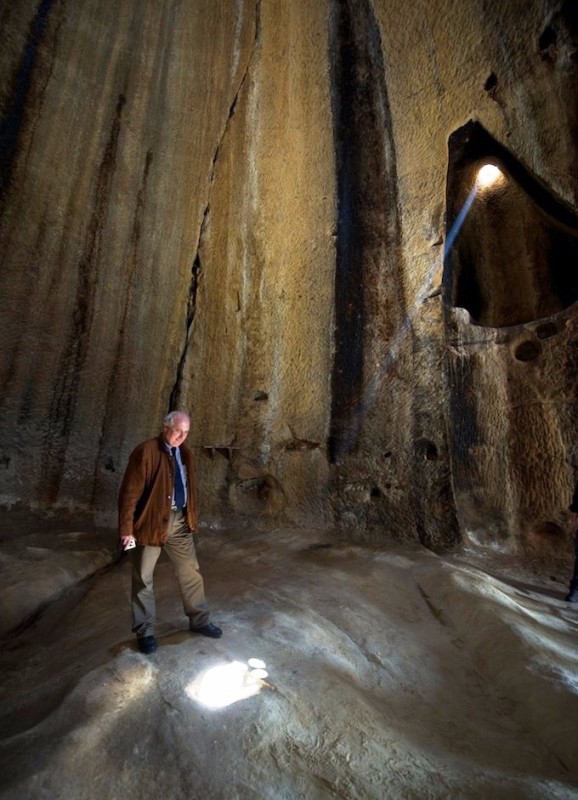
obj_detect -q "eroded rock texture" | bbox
[0,0,577,563]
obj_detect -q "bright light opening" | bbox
[185,659,270,709]
[476,163,504,189]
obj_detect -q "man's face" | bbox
[163,417,190,447]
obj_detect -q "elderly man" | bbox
[119,410,222,654]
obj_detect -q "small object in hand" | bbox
[124,536,136,551]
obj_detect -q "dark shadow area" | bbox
[327,0,400,462]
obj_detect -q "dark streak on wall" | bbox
[328,0,365,463]
[445,352,479,488]
[92,148,154,496]
[328,0,400,463]
[42,92,127,502]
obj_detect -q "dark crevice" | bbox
[328,0,400,462]
[169,249,202,413]
[168,0,261,413]
[285,439,321,451]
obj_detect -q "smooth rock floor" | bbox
[0,515,577,799]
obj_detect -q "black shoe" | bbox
[137,635,158,654]
[565,592,578,603]
[191,622,222,638]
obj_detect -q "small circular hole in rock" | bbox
[514,340,541,362]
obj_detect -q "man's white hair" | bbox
[164,410,190,427]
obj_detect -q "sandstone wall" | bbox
[0,0,258,514]
[0,0,576,561]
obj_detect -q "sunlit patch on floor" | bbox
[185,658,270,709]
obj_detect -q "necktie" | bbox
[171,448,185,509]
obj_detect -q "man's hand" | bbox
[121,535,136,551]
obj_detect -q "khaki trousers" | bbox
[131,510,209,637]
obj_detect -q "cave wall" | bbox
[0,0,258,514]
[0,0,577,560]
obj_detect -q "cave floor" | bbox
[0,516,577,799]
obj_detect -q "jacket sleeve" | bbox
[118,445,147,538]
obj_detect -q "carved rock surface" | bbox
[0,0,577,564]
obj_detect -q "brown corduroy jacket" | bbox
[118,435,198,546]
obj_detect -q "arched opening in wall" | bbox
[443,121,578,327]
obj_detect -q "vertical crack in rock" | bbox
[0,0,56,209]
[168,249,202,413]
[42,91,127,502]
[328,0,401,463]
[168,0,262,412]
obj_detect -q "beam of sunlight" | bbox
[334,161,507,460]
[185,659,270,709]
[444,163,506,261]
[443,183,479,262]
